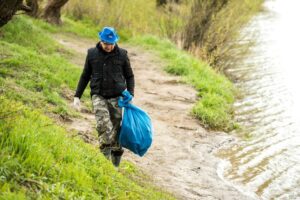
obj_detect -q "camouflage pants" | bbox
[92,95,123,153]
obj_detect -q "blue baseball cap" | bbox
[98,27,119,44]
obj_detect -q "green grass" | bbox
[62,0,262,70]
[129,35,236,130]
[0,16,174,199]
[0,16,93,117]
[60,17,99,39]
[0,11,238,199]
[0,97,174,199]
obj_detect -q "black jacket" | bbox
[74,43,134,99]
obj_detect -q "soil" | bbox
[55,34,253,200]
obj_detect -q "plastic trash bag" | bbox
[118,90,153,156]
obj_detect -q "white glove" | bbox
[73,97,81,111]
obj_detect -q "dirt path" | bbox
[56,34,252,200]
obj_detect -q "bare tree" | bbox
[42,0,68,25]
[0,0,31,27]
[183,0,228,50]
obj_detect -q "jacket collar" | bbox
[96,42,119,56]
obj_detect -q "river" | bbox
[218,0,300,199]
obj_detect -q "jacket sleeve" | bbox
[123,52,135,96]
[74,51,92,98]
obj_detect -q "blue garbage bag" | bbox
[118,90,153,156]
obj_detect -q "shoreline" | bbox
[57,34,252,199]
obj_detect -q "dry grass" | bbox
[63,0,189,39]
[182,0,263,70]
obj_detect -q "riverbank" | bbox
[217,0,300,199]
[0,15,247,199]
[55,32,251,200]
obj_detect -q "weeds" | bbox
[63,0,263,71]
[63,0,188,38]
[183,0,263,70]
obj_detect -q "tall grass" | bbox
[63,0,263,70]
[63,0,189,39]
[183,0,263,70]
[62,0,261,130]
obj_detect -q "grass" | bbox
[183,0,263,69]
[0,16,94,117]
[0,97,174,199]
[0,16,174,199]
[62,0,263,70]
[129,35,237,130]
[60,0,262,130]
[63,0,189,39]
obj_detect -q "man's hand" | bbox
[73,97,81,111]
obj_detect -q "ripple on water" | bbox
[219,0,300,199]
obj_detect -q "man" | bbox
[73,27,135,168]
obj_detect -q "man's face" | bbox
[100,41,115,52]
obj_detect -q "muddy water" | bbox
[218,0,300,199]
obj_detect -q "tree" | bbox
[156,0,167,6]
[42,0,69,25]
[25,0,39,17]
[183,0,228,50]
[0,0,69,28]
[156,0,180,7]
[0,0,31,27]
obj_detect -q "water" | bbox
[219,0,300,199]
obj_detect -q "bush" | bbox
[183,0,263,70]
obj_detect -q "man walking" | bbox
[73,27,135,167]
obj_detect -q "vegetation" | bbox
[0,97,174,199]
[0,0,264,197]
[129,36,236,130]
[0,16,174,199]
[64,0,190,40]
[183,0,263,70]
[64,0,263,69]
[63,0,263,129]
[0,0,26,27]
[0,0,263,132]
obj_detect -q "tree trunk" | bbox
[0,0,23,27]
[183,0,228,50]
[156,0,167,7]
[156,0,180,7]
[25,0,39,17]
[42,0,68,25]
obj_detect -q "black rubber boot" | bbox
[100,145,111,160]
[111,149,124,167]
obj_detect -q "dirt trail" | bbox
[56,34,251,200]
